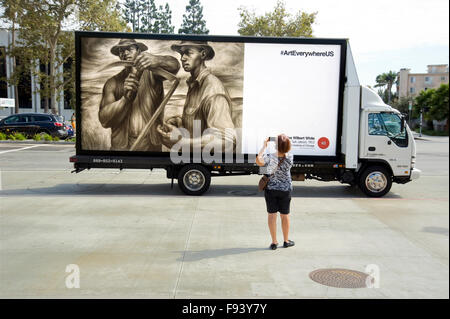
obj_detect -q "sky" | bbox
[152,0,449,87]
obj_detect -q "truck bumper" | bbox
[410,168,421,181]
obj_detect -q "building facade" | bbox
[0,29,74,120]
[397,64,449,99]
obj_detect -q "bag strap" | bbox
[268,155,286,179]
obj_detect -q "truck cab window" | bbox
[368,113,386,136]
[368,113,408,147]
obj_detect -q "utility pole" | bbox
[408,100,412,128]
[419,108,423,137]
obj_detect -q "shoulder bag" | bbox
[258,155,286,192]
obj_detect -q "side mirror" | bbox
[401,116,405,132]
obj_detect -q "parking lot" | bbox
[0,136,448,298]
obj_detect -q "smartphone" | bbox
[269,137,276,142]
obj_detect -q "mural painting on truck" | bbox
[79,34,342,157]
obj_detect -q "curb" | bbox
[0,140,75,145]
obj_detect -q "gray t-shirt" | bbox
[262,153,293,191]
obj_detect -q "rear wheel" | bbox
[359,165,392,197]
[178,164,211,196]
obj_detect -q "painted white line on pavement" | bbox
[0,145,41,155]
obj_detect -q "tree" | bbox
[178,0,209,35]
[391,96,412,114]
[123,0,139,32]
[140,0,158,33]
[374,71,397,104]
[428,84,449,132]
[79,0,128,32]
[2,0,128,114]
[237,0,317,37]
[157,3,175,34]
[414,88,434,129]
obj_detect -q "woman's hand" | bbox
[256,138,270,166]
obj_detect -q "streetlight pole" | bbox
[408,100,412,128]
[419,108,423,137]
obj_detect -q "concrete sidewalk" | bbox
[1,167,448,298]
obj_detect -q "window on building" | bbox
[431,66,437,73]
[0,47,8,98]
[410,87,415,94]
[39,62,51,110]
[425,76,432,84]
[410,77,415,83]
[441,76,446,81]
[63,57,73,109]
[15,57,32,109]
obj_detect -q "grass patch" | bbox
[0,132,6,140]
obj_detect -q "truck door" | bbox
[364,112,411,176]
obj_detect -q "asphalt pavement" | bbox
[0,136,448,298]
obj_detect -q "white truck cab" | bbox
[342,42,421,197]
[356,86,421,195]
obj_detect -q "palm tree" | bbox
[375,71,398,104]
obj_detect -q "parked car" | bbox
[0,113,68,139]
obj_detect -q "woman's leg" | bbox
[280,214,290,243]
[268,213,278,244]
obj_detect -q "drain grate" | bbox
[309,268,372,288]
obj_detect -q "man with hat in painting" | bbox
[99,38,180,151]
[156,41,236,153]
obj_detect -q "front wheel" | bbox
[359,166,392,197]
[178,164,211,196]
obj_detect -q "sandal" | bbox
[283,240,295,248]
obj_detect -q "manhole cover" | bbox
[227,190,257,196]
[309,268,372,288]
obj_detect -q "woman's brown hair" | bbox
[277,134,291,154]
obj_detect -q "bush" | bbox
[53,136,60,141]
[33,134,42,141]
[0,132,6,140]
[12,132,26,140]
[414,128,449,136]
[43,133,53,141]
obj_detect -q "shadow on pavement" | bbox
[1,182,402,198]
[174,247,269,262]
[422,226,449,236]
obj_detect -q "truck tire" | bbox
[178,164,211,196]
[359,165,392,197]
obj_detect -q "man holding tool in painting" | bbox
[98,38,180,151]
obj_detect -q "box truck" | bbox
[70,31,421,196]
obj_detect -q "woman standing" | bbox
[256,134,294,250]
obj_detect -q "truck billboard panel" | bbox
[77,33,344,158]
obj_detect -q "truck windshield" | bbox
[368,113,408,147]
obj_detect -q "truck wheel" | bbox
[359,166,392,197]
[178,164,211,196]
